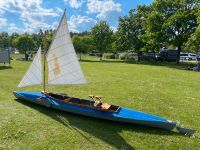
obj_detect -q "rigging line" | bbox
[48,68,85,82]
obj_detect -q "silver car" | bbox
[180,53,197,61]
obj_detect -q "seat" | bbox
[63,97,72,103]
[101,103,111,110]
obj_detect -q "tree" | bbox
[163,0,197,63]
[42,30,54,53]
[0,32,10,49]
[91,21,113,60]
[117,6,148,61]
[10,32,19,48]
[72,35,94,60]
[116,16,132,52]
[140,5,166,53]
[185,4,200,53]
[141,0,198,63]
[12,34,36,60]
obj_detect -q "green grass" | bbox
[0,55,200,149]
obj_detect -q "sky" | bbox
[0,0,153,34]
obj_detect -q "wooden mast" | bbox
[43,48,46,92]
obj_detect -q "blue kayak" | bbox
[13,91,195,135]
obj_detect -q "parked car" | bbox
[139,52,155,61]
[88,50,102,57]
[180,53,197,61]
[155,49,178,62]
[189,53,197,60]
[14,50,20,54]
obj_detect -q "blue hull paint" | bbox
[13,91,177,130]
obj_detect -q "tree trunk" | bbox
[137,50,140,62]
[79,53,82,61]
[25,51,28,61]
[100,53,103,61]
[176,46,181,64]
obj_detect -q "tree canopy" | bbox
[72,35,94,60]
[0,0,199,63]
[12,34,36,60]
[91,21,113,60]
[0,32,10,49]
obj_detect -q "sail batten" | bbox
[46,10,87,85]
[17,47,42,88]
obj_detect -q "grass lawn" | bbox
[0,55,200,149]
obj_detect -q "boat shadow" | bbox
[0,65,12,70]
[16,99,182,149]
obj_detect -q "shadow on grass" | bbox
[80,59,125,64]
[0,65,12,70]
[136,61,196,71]
[16,99,182,149]
[81,58,196,71]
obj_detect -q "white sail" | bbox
[17,47,42,87]
[46,11,87,85]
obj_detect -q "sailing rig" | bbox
[14,10,195,135]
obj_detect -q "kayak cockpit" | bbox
[45,92,120,113]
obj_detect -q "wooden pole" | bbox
[43,49,46,92]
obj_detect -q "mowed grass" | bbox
[0,54,200,149]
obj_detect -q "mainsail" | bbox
[17,10,86,88]
[46,10,87,85]
[17,47,42,87]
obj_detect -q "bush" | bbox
[103,53,117,59]
[119,52,137,62]
[119,53,127,60]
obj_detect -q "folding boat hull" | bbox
[14,91,178,131]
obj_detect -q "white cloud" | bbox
[68,15,96,32]
[64,0,84,9]
[0,0,62,33]
[8,23,24,33]
[0,18,7,27]
[0,0,120,33]
[87,0,122,20]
